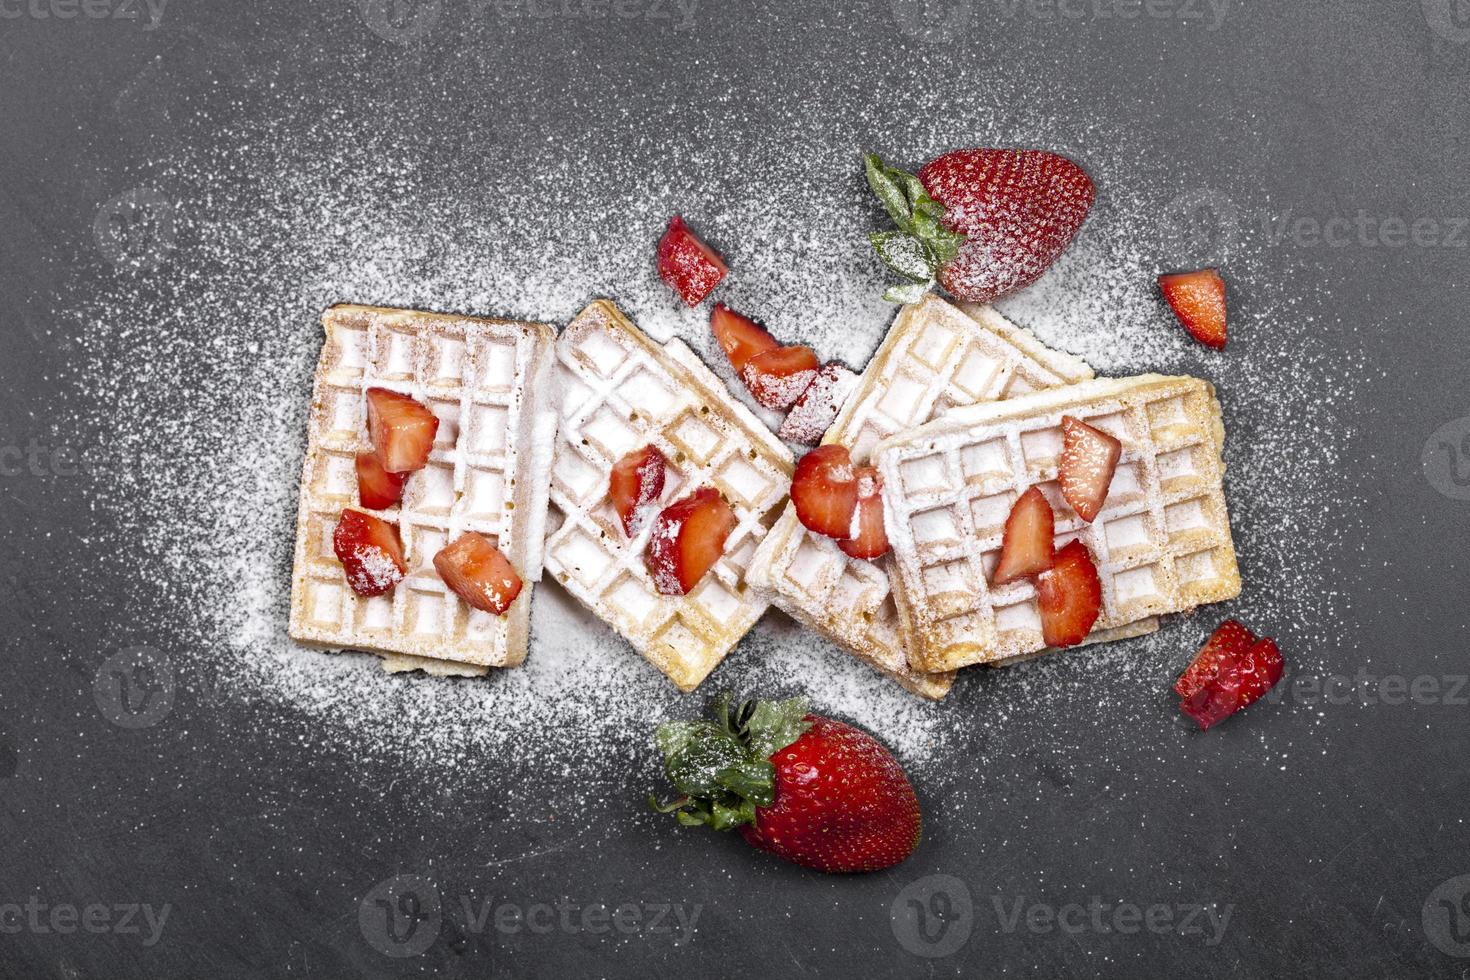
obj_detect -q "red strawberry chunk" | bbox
[741,345,821,411]
[1059,415,1122,523]
[838,466,889,560]
[608,445,667,538]
[657,215,727,306]
[355,451,407,510]
[711,304,778,375]
[991,486,1055,584]
[332,508,406,597]
[645,487,736,596]
[1159,268,1227,349]
[789,444,859,540]
[778,363,859,445]
[1177,623,1284,731]
[366,387,439,474]
[1035,540,1102,648]
[433,532,523,615]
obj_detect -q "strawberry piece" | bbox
[1059,415,1122,523]
[777,363,859,445]
[991,486,1055,584]
[1035,540,1102,648]
[645,487,736,596]
[365,387,439,474]
[332,509,406,597]
[711,304,778,375]
[355,451,407,510]
[789,444,859,540]
[741,345,821,411]
[1159,268,1227,349]
[837,466,889,560]
[657,215,728,306]
[1176,623,1284,731]
[608,445,667,538]
[433,532,523,615]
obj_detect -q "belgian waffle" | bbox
[288,305,558,673]
[542,301,795,692]
[746,294,1102,699]
[875,374,1242,673]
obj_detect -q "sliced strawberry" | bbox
[991,486,1055,585]
[789,444,859,540]
[741,345,821,411]
[1059,415,1122,523]
[838,466,889,560]
[365,387,439,474]
[355,451,407,510]
[1174,620,1257,700]
[711,304,778,375]
[1159,268,1227,349]
[1035,540,1102,648]
[608,444,667,537]
[645,487,736,596]
[433,532,523,615]
[657,215,728,306]
[332,508,406,597]
[778,363,859,445]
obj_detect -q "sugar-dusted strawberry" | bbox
[711,303,778,375]
[433,531,522,615]
[1176,622,1284,731]
[789,444,859,540]
[355,451,407,510]
[741,345,820,411]
[1035,540,1102,647]
[1059,415,1122,523]
[657,215,728,306]
[1159,268,1227,349]
[645,487,736,596]
[991,486,1055,585]
[838,466,889,560]
[608,444,667,538]
[653,693,921,874]
[332,508,406,597]
[365,387,439,474]
[778,362,859,445]
[864,150,1094,304]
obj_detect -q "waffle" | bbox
[542,301,795,692]
[288,305,558,673]
[746,294,1102,699]
[875,374,1242,673]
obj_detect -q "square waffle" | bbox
[746,294,1102,699]
[875,374,1242,673]
[288,304,558,674]
[543,300,795,692]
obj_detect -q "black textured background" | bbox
[3,1,1470,977]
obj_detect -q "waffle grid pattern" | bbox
[288,305,557,670]
[876,375,1241,673]
[747,296,1096,698]
[543,301,795,692]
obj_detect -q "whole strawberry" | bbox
[865,149,1094,304]
[652,693,921,873]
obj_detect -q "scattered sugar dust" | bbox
[57,42,1372,820]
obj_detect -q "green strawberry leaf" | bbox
[883,281,932,304]
[869,231,936,283]
[743,696,811,761]
[864,153,915,233]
